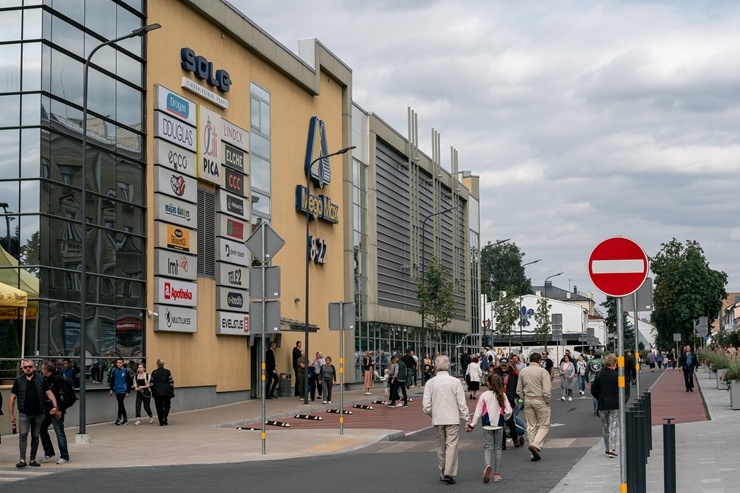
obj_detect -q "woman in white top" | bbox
[576,354,588,395]
[465,373,513,483]
[560,354,576,401]
[465,356,484,400]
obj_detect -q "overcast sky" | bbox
[230,0,740,307]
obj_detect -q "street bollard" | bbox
[626,406,636,492]
[634,411,647,493]
[645,391,652,454]
[663,418,676,493]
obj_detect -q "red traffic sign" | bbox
[588,237,648,298]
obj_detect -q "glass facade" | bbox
[0,2,147,360]
[249,81,270,230]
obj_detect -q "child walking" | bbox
[379,369,390,402]
[465,373,513,484]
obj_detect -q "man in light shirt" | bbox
[422,355,470,485]
[516,352,552,461]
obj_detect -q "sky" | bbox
[229,0,740,307]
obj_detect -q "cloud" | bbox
[232,0,740,302]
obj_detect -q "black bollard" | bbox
[663,418,676,493]
[634,412,646,493]
[626,407,635,492]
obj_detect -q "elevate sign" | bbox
[588,237,649,298]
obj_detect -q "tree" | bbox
[480,240,533,300]
[601,297,637,351]
[20,230,40,275]
[651,239,727,350]
[417,256,456,353]
[534,296,551,348]
[492,289,518,352]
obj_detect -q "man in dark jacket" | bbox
[266,340,278,398]
[401,349,416,390]
[492,357,522,448]
[150,359,175,426]
[39,360,70,464]
[108,358,132,425]
[8,359,58,468]
[591,354,619,457]
[292,341,302,396]
[678,345,699,391]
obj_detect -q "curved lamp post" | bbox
[303,145,355,405]
[78,23,161,439]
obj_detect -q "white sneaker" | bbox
[561,396,565,401]
[327,401,332,404]
[56,458,69,464]
[149,416,154,424]
[322,401,327,404]
[568,396,572,401]
[135,419,140,426]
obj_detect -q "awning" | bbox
[0,280,27,308]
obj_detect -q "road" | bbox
[3,370,661,492]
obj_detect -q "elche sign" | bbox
[588,236,649,298]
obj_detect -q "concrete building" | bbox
[0,0,480,418]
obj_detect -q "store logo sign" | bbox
[305,116,331,189]
[181,48,231,92]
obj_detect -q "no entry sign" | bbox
[588,237,648,298]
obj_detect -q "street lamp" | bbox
[303,145,355,405]
[78,23,161,438]
[543,272,564,299]
[419,207,453,353]
[0,203,11,254]
[518,258,542,351]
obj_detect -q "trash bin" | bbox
[279,372,292,397]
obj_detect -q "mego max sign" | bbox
[181,48,231,93]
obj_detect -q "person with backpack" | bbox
[39,360,72,464]
[586,349,605,416]
[133,362,154,426]
[465,373,513,483]
[108,358,133,425]
[491,357,523,449]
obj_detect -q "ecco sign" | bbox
[181,48,231,93]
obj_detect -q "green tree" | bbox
[418,256,456,353]
[492,289,518,351]
[651,239,727,349]
[480,240,533,300]
[534,297,551,348]
[20,230,40,275]
[601,297,637,351]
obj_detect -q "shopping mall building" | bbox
[0,0,481,419]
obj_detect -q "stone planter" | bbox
[717,369,727,390]
[731,380,740,410]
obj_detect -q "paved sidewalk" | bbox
[0,388,398,469]
[552,367,740,493]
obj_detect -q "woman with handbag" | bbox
[133,363,154,425]
[465,373,513,483]
[362,351,375,395]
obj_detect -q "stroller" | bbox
[504,399,526,446]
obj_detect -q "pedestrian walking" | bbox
[422,353,433,384]
[8,359,59,468]
[678,345,699,392]
[466,373,513,483]
[387,355,408,407]
[647,351,656,372]
[296,351,306,399]
[491,357,523,449]
[422,355,470,484]
[292,340,302,396]
[586,349,605,416]
[133,363,154,425]
[465,356,483,400]
[150,359,175,426]
[576,354,588,395]
[559,354,576,401]
[656,351,664,370]
[108,357,132,425]
[310,351,325,401]
[39,360,70,464]
[320,356,337,404]
[265,340,278,399]
[516,352,551,461]
[591,354,620,457]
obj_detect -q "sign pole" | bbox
[617,296,627,492]
[260,224,267,455]
[339,306,344,436]
[634,291,640,395]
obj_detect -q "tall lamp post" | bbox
[78,23,161,439]
[419,207,453,353]
[518,258,542,352]
[303,145,355,405]
[542,271,563,352]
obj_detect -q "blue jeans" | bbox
[578,375,586,393]
[40,412,69,460]
[18,412,44,461]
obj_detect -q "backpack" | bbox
[58,376,77,410]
